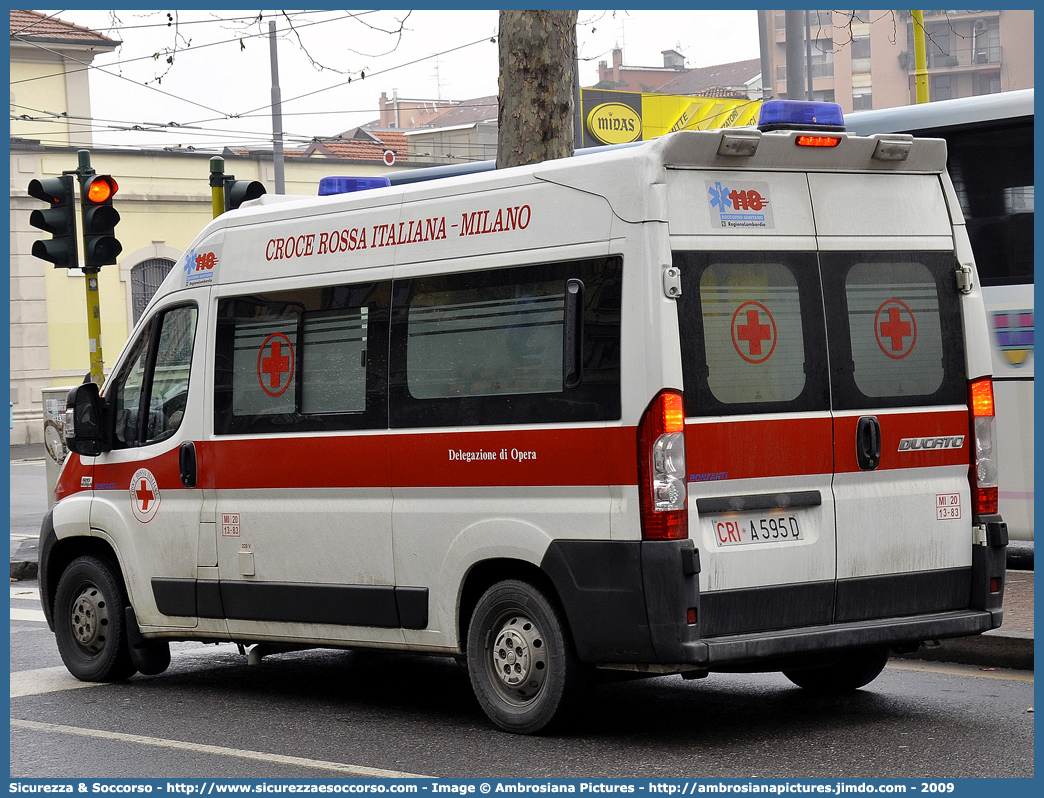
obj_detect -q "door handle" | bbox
[179,441,197,488]
[856,416,881,471]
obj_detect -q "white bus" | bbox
[847,89,1034,542]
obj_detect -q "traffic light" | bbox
[80,174,123,268]
[28,175,78,269]
[225,178,266,211]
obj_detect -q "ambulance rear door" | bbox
[812,171,974,622]
[669,169,838,638]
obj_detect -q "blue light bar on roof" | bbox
[757,100,845,132]
[318,176,391,196]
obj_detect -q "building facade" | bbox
[9,13,406,445]
[761,9,1034,112]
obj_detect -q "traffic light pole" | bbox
[210,157,226,218]
[76,150,105,388]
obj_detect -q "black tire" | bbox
[783,647,890,694]
[466,580,579,734]
[53,555,137,682]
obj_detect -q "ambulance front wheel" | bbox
[53,555,137,682]
[782,647,890,694]
[466,579,579,734]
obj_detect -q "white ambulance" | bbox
[43,101,1007,734]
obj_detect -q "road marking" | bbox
[10,718,431,778]
[11,586,41,601]
[889,660,1034,682]
[11,608,47,623]
[10,667,105,698]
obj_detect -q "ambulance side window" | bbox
[389,257,622,427]
[107,304,198,449]
[820,252,965,410]
[213,282,389,434]
[675,252,829,417]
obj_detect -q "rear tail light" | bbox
[638,391,689,541]
[969,377,998,517]
[795,135,842,148]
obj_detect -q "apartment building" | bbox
[760,9,1034,112]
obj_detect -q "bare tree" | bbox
[497,10,578,169]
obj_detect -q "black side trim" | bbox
[220,582,398,626]
[696,490,822,514]
[835,568,971,623]
[394,587,429,630]
[701,581,834,637]
[151,578,429,629]
[152,577,197,617]
[197,580,224,619]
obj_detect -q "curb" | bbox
[899,631,1034,671]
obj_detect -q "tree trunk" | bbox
[497,10,577,169]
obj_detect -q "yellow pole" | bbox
[210,156,226,218]
[84,270,105,387]
[912,11,930,104]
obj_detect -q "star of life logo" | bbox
[184,247,219,285]
[707,180,774,229]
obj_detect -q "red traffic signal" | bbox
[85,175,117,204]
[80,174,122,268]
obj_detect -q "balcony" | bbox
[924,44,1002,70]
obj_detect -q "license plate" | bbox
[710,515,803,547]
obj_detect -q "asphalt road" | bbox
[10,581,1035,780]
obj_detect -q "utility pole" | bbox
[784,10,805,100]
[804,11,814,100]
[269,20,286,194]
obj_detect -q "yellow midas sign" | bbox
[580,88,762,147]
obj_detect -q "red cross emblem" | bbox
[731,301,777,364]
[135,479,154,511]
[875,299,917,359]
[130,468,160,523]
[257,333,295,397]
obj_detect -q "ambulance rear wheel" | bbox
[782,647,889,694]
[466,580,579,734]
[54,555,137,682]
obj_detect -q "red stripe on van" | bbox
[194,427,638,490]
[390,426,638,488]
[685,416,834,480]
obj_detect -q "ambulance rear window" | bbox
[820,252,965,410]
[675,252,829,417]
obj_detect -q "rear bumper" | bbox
[691,608,998,668]
[542,530,1006,671]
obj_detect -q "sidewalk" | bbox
[9,444,1033,670]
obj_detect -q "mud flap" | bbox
[125,606,172,676]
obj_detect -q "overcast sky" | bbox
[27,9,762,151]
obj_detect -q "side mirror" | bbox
[64,382,110,456]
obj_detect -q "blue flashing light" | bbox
[318,176,391,196]
[757,100,845,132]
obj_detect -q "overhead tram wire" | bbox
[9,11,364,89]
